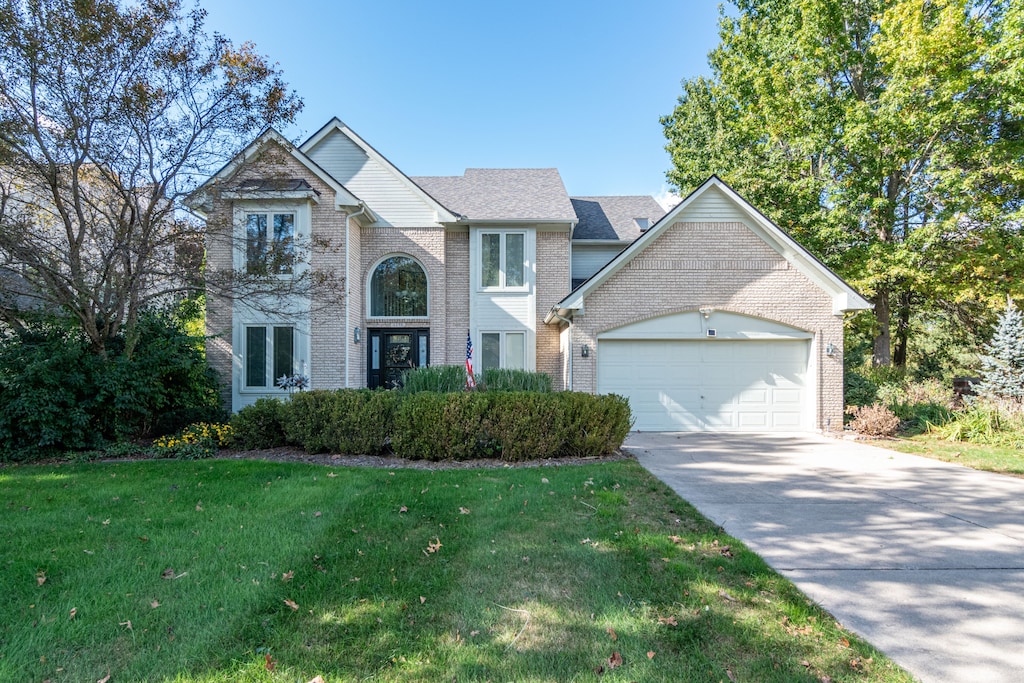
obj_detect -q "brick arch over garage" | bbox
[566,221,846,431]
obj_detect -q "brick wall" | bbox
[536,231,571,390]
[569,221,845,431]
[445,230,470,366]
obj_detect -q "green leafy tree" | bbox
[663,0,1024,368]
[977,299,1024,411]
[0,0,302,355]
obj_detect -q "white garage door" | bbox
[597,339,810,432]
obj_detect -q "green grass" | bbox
[0,459,913,682]
[871,433,1024,476]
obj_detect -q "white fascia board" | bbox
[553,175,871,316]
[185,127,376,222]
[220,189,320,203]
[300,118,459,224]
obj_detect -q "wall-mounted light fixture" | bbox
[825,342,836,357]
[354,326,361,344]
[699,307,714,319]
[581,344,590,358]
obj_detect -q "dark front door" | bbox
[368,328,429,389]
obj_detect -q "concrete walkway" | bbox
[626,432,1024,683]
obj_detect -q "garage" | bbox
[598,337,810,431]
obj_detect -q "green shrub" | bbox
[230,398,287,450]
[281,389,397,455]
[480,368,552,392]
[844,368,879,408]
[400,365,471,393]
[559,392,633,458]
[392,392,496,460]
[0,311,220,461]
[391,391,632,461]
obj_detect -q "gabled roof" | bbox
[185,128,374,220]
[412,168,577,223]
[570,196,666,241]
[301,118,459,224]
[547,176,872,320]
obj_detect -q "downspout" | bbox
[549,309,573,391]
[344,205,368,389]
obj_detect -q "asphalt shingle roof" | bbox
[570,196,666,241]
[412,168,576,222]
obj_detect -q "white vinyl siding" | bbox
[571,244,624,281]
[305,133,440,227]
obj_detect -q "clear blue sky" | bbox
[200,0,724,199]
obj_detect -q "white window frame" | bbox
[239,323,309,393]
[478,230,528,291]
[366,253,430,319]
[233,203,310,278]
[479,330,527,371]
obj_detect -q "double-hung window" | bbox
[480,232,526,289]
[246,212,295,275]
[480,331,525,371]
[244,325,295,388]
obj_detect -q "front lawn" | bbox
[1,458,913,682]
[868,434,1024,477]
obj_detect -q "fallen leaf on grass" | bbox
[608,651,623,669]
[470,630,480,637]
[119,620,132,630]
[102,519,110,526]
[97,675,110,683]
[195,501,203,512]
[839,637,850,648]
[419,596,426,604]
[150,600,160,609]
[308,677,326,683]
[69,607,77,620]
[726,668,737,682]
[283,599,299,611]
[459,507,471,515]
[647,651,656,659]
[668,535,683,544]
[606,627,617,641]
[399,506,408,513]
[718,589,736,602]
[314,511,322,518]
[657,615,678,626]
[423,538,442,555]
[720,545,734,558]
[541,477,549,484]
[36,571,46,586]
[327,472,337,477]
[281,570,294,582]
[264,653,276,671]
[160,568,187,580]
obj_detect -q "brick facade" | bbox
[535,230,571,390]
[567,221,845,431]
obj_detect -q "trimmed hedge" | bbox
[231,389,632,461]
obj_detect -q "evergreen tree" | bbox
[977,300,1024,411]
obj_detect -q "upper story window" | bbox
[370,255,428,317]
[246,211,295,275]
[481,231,526,289]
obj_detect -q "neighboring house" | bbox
[187,118,871,432]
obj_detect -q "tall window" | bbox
[480,331,525,371]
[246,212,295,275]
[245,325,295,388]
[480,232,525,289]
[370,256,428,317]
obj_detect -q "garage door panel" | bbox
[598,339,810,432]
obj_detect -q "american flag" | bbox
[465,332,476,389]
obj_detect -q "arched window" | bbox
[370,256,428,317]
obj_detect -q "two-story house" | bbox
[187,118,870,432]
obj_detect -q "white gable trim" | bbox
[546,176,871,322]
[186,128,376,222]
[301,118,459,224]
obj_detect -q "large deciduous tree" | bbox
[0,0,302,354]
[663,0,1024,368]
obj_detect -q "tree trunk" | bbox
[872,289,891,366]
[892,289,911,368]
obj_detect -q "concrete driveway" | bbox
[626,432,1024,683]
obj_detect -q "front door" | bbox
[368,329,429,389]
